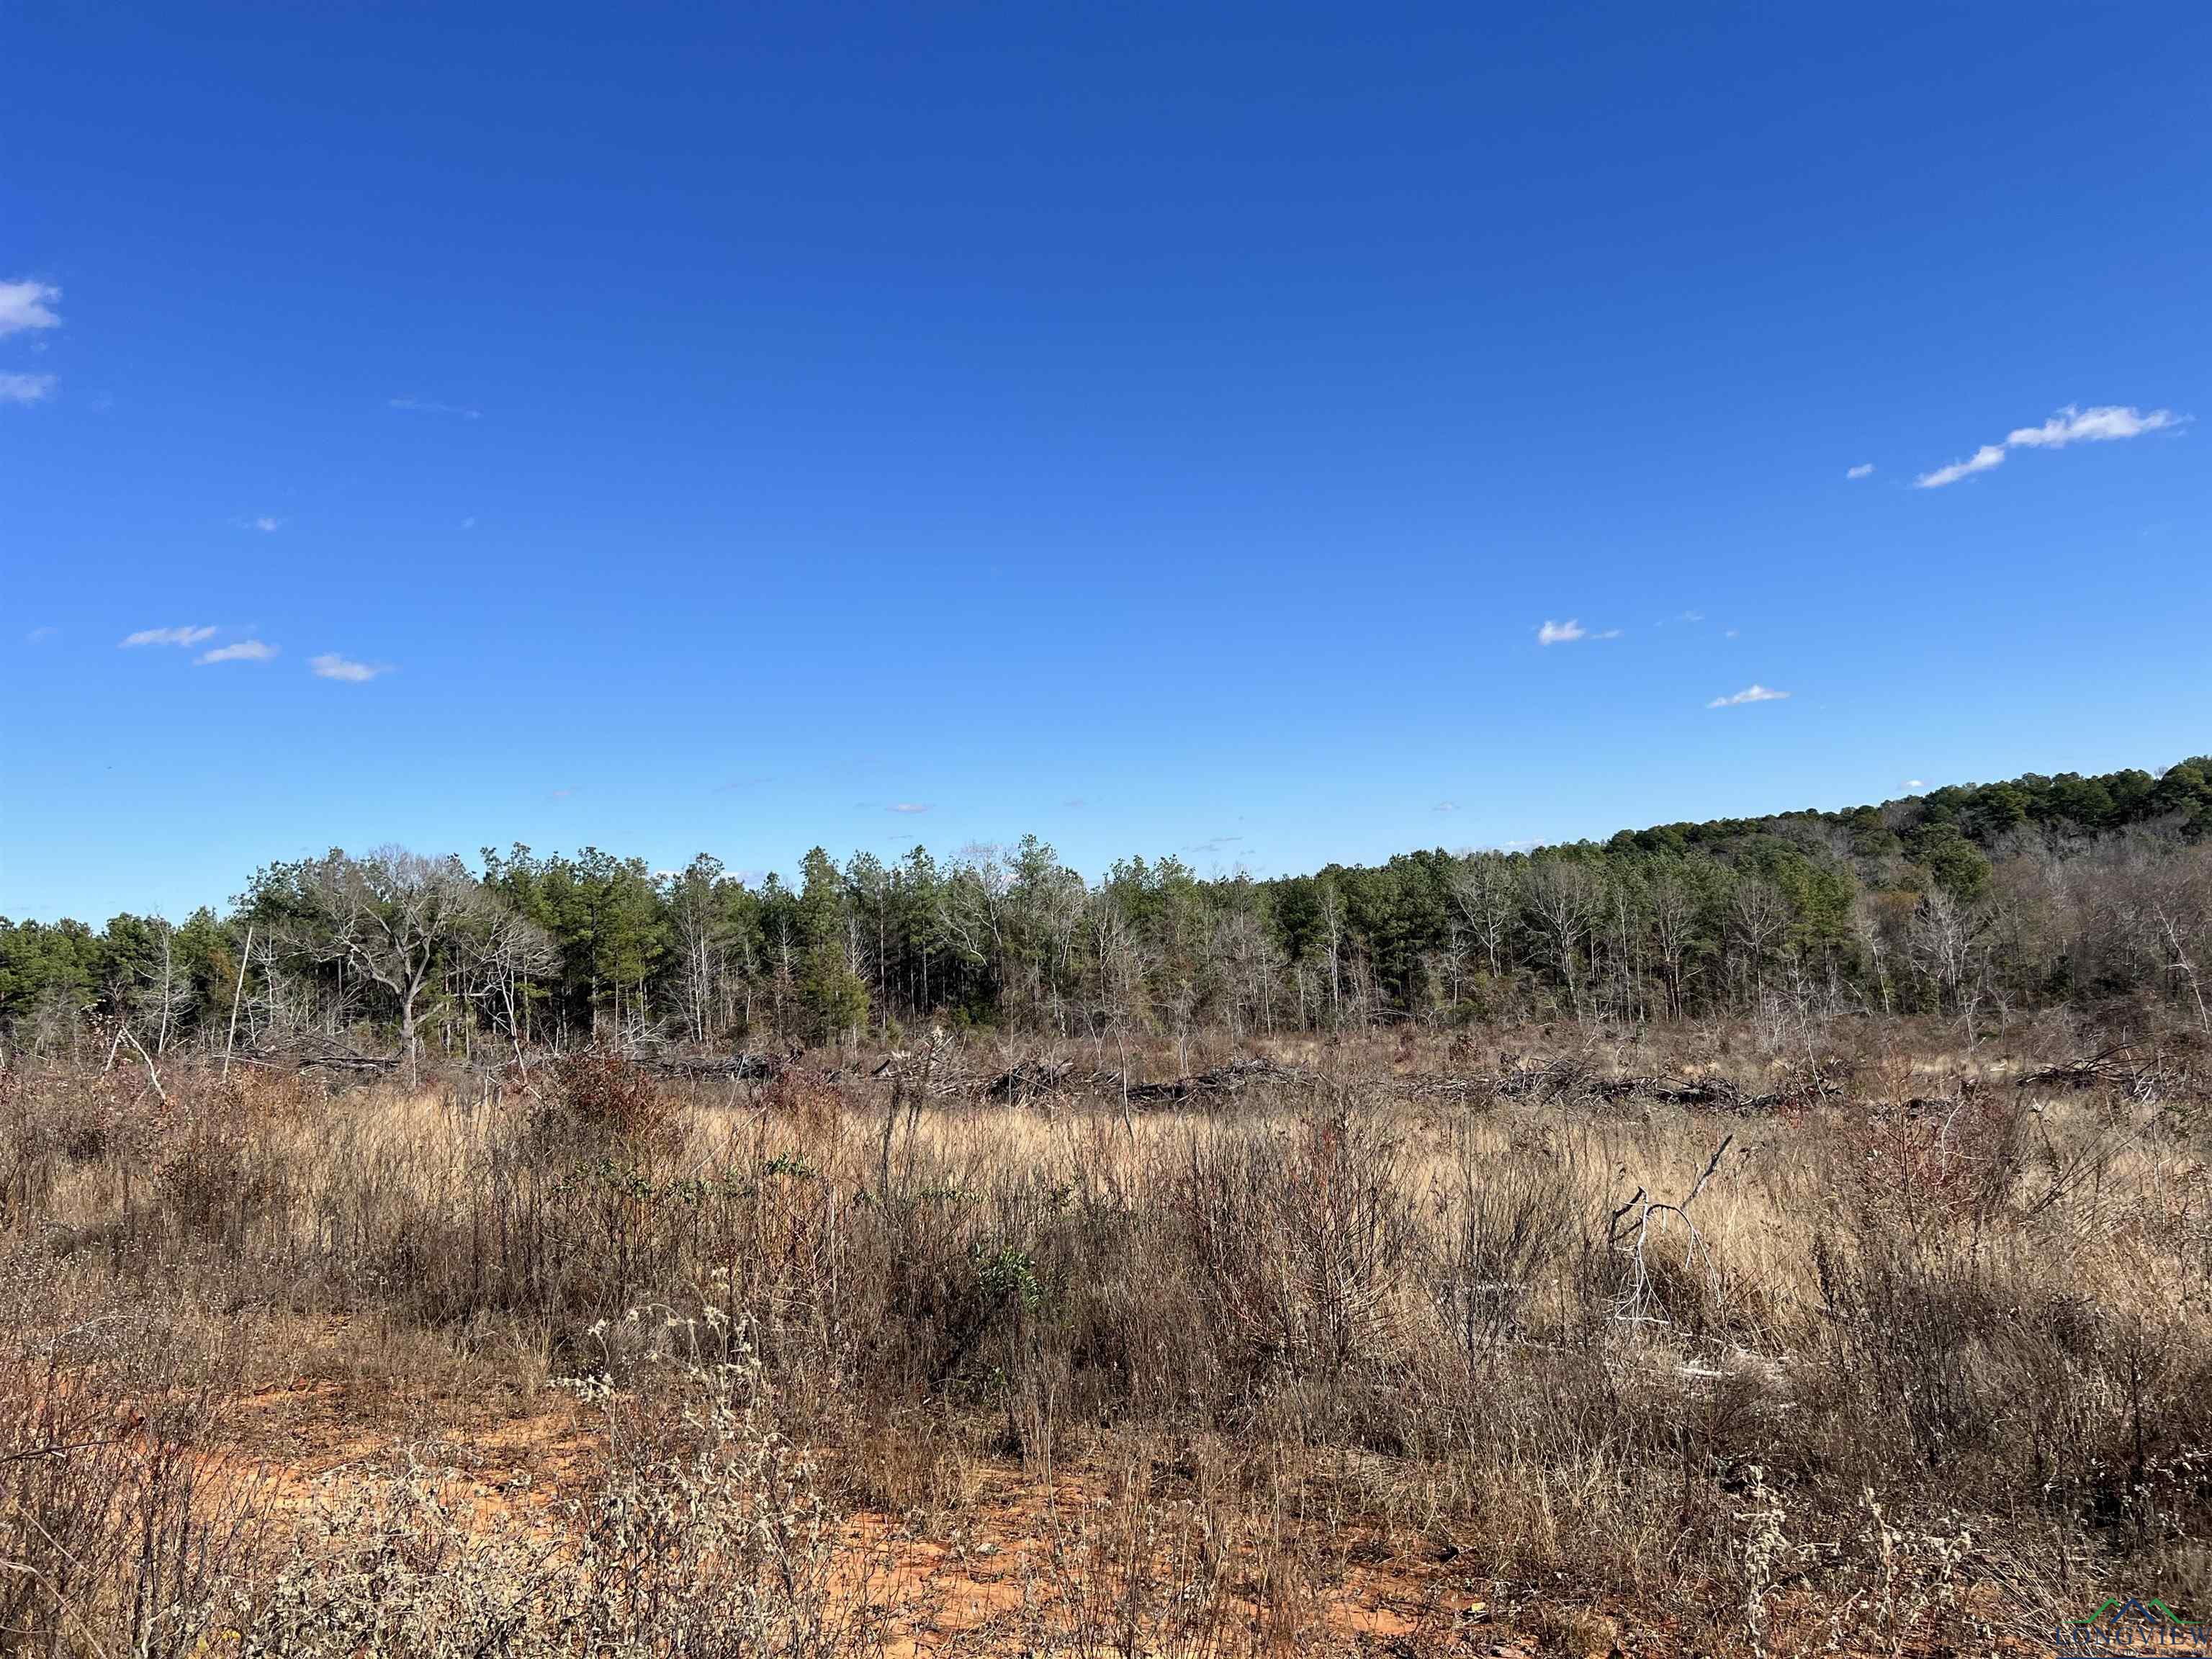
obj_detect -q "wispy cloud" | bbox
[2008,405,2180,448]
[1,283,63,405]
[1915,404,2183,489]
[388,395,482,420]
[120,625,217,649]
[25,626,56,644]
[195,639,278,665]
[310,652,392,683]
[888,802,932,814]
[1062,797,1087,809]
[1846,463,1875,480]
[550,786,579,801]
[1537,619,1621,646]
[251,516,283,534]
[0,281,60,338]
[1708,683,1789,708]
[0,372,55,404]
[1432,801,1457,813]
[1915,444,2008,489]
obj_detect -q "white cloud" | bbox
[389,396,482,420]
[196,639,278,665]
[0,281,60,338]
[1902,778,1928,791]
[25,626,56,644]
[251,516,283,534]
[0,372,56,404]
[1707,683,1789,708]
[120,625,217,648]
[888,802,932,814]
[1916,444,2008,489]
[310,652,392,682]
[1916,405,2183,488]
[2006,405,2179,448]
[1433,801,1457,813]
[1846,463,1875,480]
[1538,618,1624,644]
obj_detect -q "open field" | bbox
[5,1020,2209,1656]
[14,0,2212,1647]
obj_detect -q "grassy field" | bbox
[3,1021,2208,1656]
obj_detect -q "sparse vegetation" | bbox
[2,1015,2208,1654]
[4,765,2211,1653]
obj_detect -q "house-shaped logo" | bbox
[2054,1596,2206,1654]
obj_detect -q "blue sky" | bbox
[5,3,2208,922]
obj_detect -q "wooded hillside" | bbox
[6,756,2210,1058]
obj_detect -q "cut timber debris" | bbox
[247,1050,401,1074]
[641,1052,781,1080]
[1122,1057,1308,1104]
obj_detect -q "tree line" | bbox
[6,757,2211,1063]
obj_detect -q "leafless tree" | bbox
[1088,891,1154,1129]
[1209,907,1282,1038]
[938,845,1012,995]
[284,847,494,1077]
[1316,876,1347,1026]
[130,917,194,1057]
[1026,860,1091,1030]
[1448,853,1516,980]
[1852,891,1900,1016]
[663,860,734,1046]
[1521,857,1600,1020]
[1647,860,1699,1020]
[461,904,560,1054]
[1909,884,1987,1043]
[2136,844,2212,1035]
[1727,876,1790,1012]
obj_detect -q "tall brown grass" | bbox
[2,1020,2207,1653]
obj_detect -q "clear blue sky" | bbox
[5,4,2207,922]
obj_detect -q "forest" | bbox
[7,755,2211,1062]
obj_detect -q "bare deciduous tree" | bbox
[1647,860,1699,1020]
[272,847,495,1076]
[131,917,194,1058]
[1728,876,1791,1012]
[2138,845,2212,1035]
[1909,884,1987,1043]
[1448,853,1517,980]
[1521,857,1600,1020]
[462,904,560,1056]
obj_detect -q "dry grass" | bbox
[2,1020,2208,1655]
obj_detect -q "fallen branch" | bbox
[1609,1133,1735,1329]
